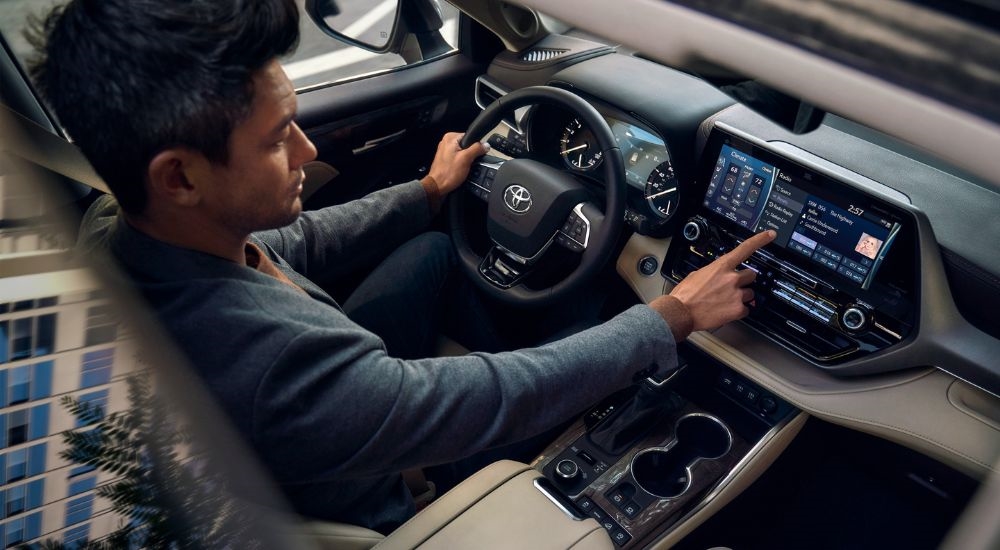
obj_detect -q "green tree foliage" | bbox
[35,374,260,549]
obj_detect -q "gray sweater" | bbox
[79,180,678,531]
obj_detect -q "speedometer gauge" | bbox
[560,118,603,171]
[645,161,679,219]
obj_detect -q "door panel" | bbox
[296,53,485,208]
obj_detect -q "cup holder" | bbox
[630,414,733,499]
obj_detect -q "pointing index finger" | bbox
[721,230,776,268]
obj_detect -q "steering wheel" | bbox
[450,86,626,307]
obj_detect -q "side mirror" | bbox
[304,0,402,53]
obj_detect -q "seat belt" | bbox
[1,103,110,194]
[402,469,436,510]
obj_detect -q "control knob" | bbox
[555,459,581,481]
[682,218,707,242]
[841,305,869,331]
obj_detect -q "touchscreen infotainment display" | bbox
[703,144,901,288]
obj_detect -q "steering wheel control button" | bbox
[557,213,588,252]
[638,255,659,276]
[841,306,868,331]
[555,459,581,481]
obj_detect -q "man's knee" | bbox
[406,231,455,273]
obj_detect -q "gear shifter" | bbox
[587,364,686,456]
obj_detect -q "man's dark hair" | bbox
[30,0,300,215]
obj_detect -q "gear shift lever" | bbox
[587,363,687,456]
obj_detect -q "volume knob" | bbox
[841,306,868,331]
[682,218,706,242]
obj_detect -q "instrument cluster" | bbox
[524,106,682,236]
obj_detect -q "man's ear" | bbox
[147,148,209,207]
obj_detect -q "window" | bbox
[0,322,7,363]
[28,362,53,402]
[4,517,22,548]
[80,349,114,388]
[68,464,95,478]
[281,1,461,90]
[6,410,27,447]
[11,302,31,313]
[10,319,31,361]
[5,449,26,483]
[7,367,28,406]
[84,306,117,346]
[1,405,49,448]
[68,475,96,497]
[63,523,89,549]
[75,391,108,428]
[5,485,24,517]
[2,443,48,483]
[65,494,93,527]
[27,443,46,478]
[37,297,57,308]
[35,314,55,356]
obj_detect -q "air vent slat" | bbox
[519,48,569,63]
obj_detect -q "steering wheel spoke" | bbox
[479,246,534,289]
[465,159,504,202]
[451,86,625,306]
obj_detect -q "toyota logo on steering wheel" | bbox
[503,184,532,213]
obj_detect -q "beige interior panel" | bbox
[297,521,384,550]
[949,379,1000,432]
[376,460,612,550]
[615,233,671,303]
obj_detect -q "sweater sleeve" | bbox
[251,303,677,483]
[253,180,433,281]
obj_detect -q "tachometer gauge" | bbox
[645,161,679,219]
[560,118,603,171]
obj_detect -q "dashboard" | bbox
[479,50,1000,482]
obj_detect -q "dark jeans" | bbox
[342,231,505,358]
[341,231,560,494]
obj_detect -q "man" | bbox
[34,0,774,533]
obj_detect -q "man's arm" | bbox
[252,302,676,483]
[254,133,486,279]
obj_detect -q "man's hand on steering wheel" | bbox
[421,132,488,213]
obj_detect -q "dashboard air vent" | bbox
[519,48,569,63]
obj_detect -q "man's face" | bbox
[200,60,317,235]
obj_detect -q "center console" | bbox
[534,349,799,548]
[664,125,919,365]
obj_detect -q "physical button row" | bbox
[575,497,631,547]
